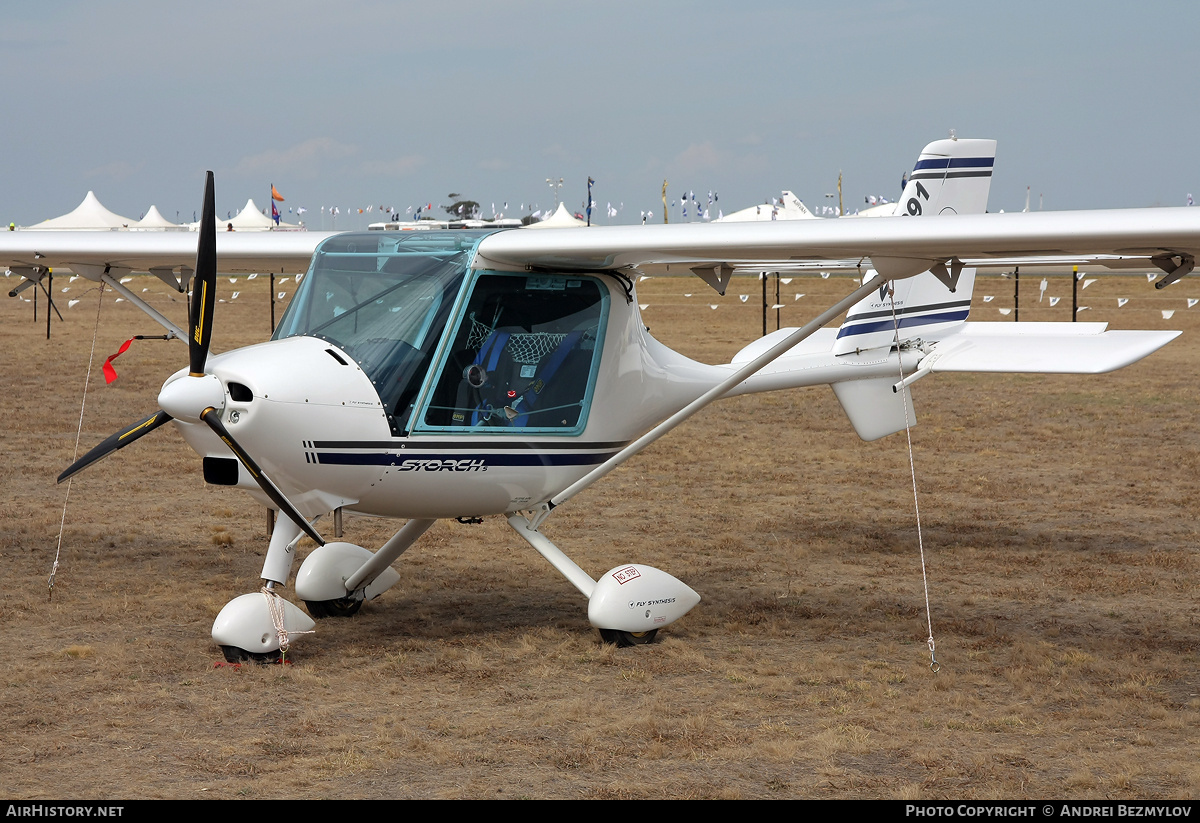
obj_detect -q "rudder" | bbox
[833,137,996,355]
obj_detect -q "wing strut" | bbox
[67,263,186,341]
[528,273,888,529]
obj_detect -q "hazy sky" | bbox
[3,1,1197,230]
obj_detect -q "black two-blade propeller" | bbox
[58,172,324,547]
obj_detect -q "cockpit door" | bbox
[414,272,609,435]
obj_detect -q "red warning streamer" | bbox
[102,338,134,384]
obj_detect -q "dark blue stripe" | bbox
[909,170,993,179]
[312,439,630,450]
[949,157,994,168]
[912,157,995,171]
[835,309,970,339]
[315,451,618,467]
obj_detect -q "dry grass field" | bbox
[2,265,1197,800]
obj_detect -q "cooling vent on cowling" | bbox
[228,382,254,402]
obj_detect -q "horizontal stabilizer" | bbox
[723,320,1178,442]
[923,322,1180,374]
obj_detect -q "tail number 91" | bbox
[905,181,930,216]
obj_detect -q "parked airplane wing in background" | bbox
[0,230,336,284]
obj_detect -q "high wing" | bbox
[5,210,1199,296]
[5,208,1200,280]
[473,207,1200,288]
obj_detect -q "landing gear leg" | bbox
[260,512,304,586]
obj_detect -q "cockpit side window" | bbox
[418,273,607,434]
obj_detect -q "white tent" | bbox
[23,191,135,230]
[200,198,300,232]
[131,205,185,231]
[228,198,274,231]
[526,202,587,229]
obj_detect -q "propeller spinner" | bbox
[58,171,324,547]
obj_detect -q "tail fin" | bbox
[832,137,996,355]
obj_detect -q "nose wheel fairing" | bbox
[212,591,316,663]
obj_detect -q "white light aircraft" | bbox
[714,191,817,222]
[6,137,1200,662]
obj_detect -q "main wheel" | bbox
[598,628,658,647]
[304,596,363,619]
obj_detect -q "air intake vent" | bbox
[326,348,349,365]
[203,456,239,486]
[228,382,254,402]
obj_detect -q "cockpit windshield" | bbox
[273,231,491,434]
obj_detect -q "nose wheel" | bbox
[219,645,283,665]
